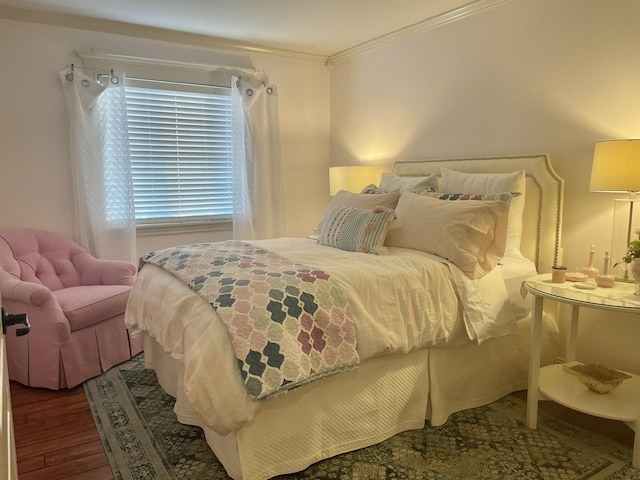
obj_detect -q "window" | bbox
[124,78,234,227]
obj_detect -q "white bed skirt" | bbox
[144,312,558,480]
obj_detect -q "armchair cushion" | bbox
[53,285,132,331]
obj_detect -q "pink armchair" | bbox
[0,228,143,389]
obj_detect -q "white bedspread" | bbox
[125,237,515,434]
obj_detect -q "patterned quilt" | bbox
[140,240,360,400]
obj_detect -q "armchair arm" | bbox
[0,270,54,306]
[2,298,72,344]
[76,254,136,286]
[0,271,71,343]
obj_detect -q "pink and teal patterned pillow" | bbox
[361,184,436,195]
[416,191,517,202]
[318,206,396,255]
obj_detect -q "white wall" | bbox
[0,19,331,257]
[330,0,640,373]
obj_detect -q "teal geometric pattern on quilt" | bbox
[318,206,396,255]
[140,240,359,400]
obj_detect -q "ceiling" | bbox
[0,0,499,59]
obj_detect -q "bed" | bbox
[125,153,564,480]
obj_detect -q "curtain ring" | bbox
[65,71,74,81]
[81,79,90,87]
[266,86,273,94]
[246,89,253,96]
[111,76,119,85]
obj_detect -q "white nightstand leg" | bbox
[527,295,544,429]
[566,305,579,362]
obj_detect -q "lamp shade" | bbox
[590,139,640,192]
[329,165,383,196]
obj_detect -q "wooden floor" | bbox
[9,383,635,480]
[10,381,114,480]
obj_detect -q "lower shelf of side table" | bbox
[539,364,639,423]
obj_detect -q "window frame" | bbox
[125,78,234,230]
[77,50,256,235]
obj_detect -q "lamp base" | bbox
[611,198,640,283]
[612,264,636,283]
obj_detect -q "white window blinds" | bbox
[125,79,233,225]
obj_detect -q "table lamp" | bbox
[329,165,383,196]
[589,139,640,280]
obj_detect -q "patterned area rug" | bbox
[84,354,639,480]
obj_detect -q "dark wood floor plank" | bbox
[18,452,111,480]
[14,392,87,418]
[45,439,108,466]
[16,429,102,459]
[44,410,96,431]
[10,380,115,480]
[9,382,81,407]
[64,465,115,480]
[16,453,46,474]
[12,418,44,438]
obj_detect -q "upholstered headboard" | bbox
[391,154,564,273]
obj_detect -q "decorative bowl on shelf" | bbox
[564,362,632,394]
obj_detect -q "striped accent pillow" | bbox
[319,206,396,255]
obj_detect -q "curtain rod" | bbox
[64,63,117,81]
[75,50,259,78]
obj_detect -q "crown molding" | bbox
[0,6,327,64]
[0,1,510,69]
[325,0,511,68]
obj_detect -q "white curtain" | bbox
[231,75,286,240]
[60,69,136,263]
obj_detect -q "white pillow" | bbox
[385,192,509,279]
[379,173,439,193]
[440,168,525,256]
[317,189,401,235]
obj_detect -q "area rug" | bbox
[84,354,639,479]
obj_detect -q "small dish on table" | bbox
[566,270,589,282]
[564,361,632,394]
